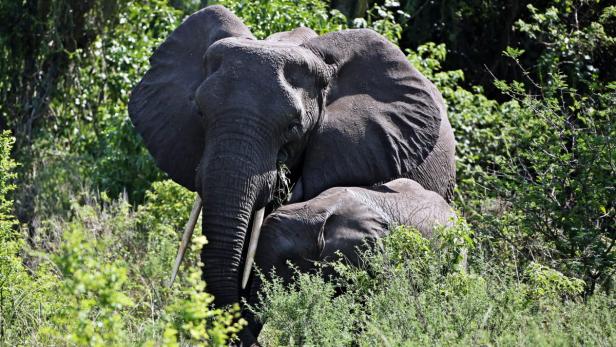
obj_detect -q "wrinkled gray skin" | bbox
[254,178,455,280]
[242,178,455,343]
[129,5,455,320]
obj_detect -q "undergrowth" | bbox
[253,224,615,346]
[1,147,244,346]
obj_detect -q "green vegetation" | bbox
[255,225,615,346]
[1,150,244,345]
[1,0,614,345]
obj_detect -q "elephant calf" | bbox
[252,178,456,283]
[241,178,455,343]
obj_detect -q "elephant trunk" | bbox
[199,134,275,306]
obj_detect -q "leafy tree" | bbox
[212,0,347,38]
[484,3,616,294]
[489,75,615,293]
[213,0,406,42]
[397,0,616,98]
[405,2,616,294]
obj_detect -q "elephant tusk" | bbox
[241,207,265,289]
[168,195,202,287]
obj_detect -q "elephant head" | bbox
[129,5,454,307]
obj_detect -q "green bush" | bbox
[213,0,347,38]
[479,4,616,293]
[0,131,26,341]
[42,227,135,346]
[405,4,616,294]
[214,0,406,42]
[255,269,355,346]
[254,223,616,346]
[2,177,243,346]
[484,74,615,293]
[22,0,181,222]
[0,131,16,233]
[0,131,59,344]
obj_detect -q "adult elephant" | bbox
[128,5,455,308]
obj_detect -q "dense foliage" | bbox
[2,138,244,345]
[0,0,614,345]
[255,225,614,346]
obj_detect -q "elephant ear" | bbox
[128,6,254,190]
[299,29,445,199]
